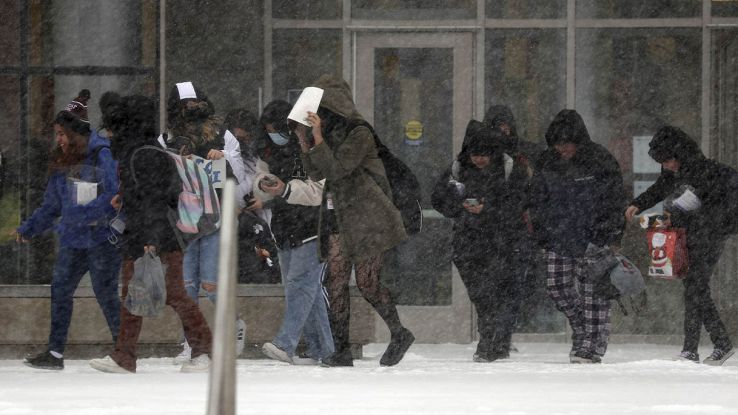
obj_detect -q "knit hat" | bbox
[55,89,91,135]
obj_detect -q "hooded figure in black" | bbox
[432,120,531,362]
[626,125,736,365]
[483,105,545,175]
[89,94,212,374]
[528,109,626,363]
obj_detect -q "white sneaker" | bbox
[181,354,210,373]
[173,341,191,365]
[261,342,293,364]
[89,355,133,374]
[292,356,320,366]
[235,319,247,358]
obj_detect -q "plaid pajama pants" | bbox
[544,250,611,356]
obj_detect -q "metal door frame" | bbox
[352,31,476,343]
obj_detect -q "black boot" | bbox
[321,349,354,367]
[380,327,415,366]
[23,350,64,370]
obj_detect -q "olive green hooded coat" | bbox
[302,75,407,262]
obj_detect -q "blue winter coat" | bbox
[17,130,119,249]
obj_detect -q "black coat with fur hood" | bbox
[528,110,626,257]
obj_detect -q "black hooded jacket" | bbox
[107,94,181,258]
[432,120,531,257]
[631,126,738,239]
[528,110,626,257]
[483,105,544,166]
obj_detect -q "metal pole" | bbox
[159,0,167,129]
[206,179,238,415]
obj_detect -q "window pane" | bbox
[713,0,738,17]
[271,30,342,102]
[167,0,264,113]
[272,0,342,19]
[576,28,701,184]
[51,1,142,67]
[373,47,454,306]
[487,0,566,19]
[352,0,476,19]
[0,0,20,66]
[485,29,566,143]
[0,75,23,284]
[577,0,701,18]
[54,75,156,127]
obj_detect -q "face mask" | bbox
[268,132,290,146]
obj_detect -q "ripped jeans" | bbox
[183,230,220,304]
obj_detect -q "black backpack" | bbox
[346,120,423,234]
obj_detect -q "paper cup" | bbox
[287,87,324,126]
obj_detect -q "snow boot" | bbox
[380,327,415,366]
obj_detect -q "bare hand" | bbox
[207,149,224,160]
[463,201,484,215]
[625,205,639,221]
[306,111,324,146]
[143,245,157,254]
[294,124,312,153]
[111,194,122,210]
[255,247,271,258]
[246,197,263,211]
[259,177,285,196]
[10,230,28,243]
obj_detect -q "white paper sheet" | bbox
[75,181,97,205]
[176,81,197,99]
[287,87,324,126]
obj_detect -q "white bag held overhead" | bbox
[124,252,167,317]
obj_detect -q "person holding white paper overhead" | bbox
[299,75,414,367]
[15,91,122,370]
[625,125,737,366]
[162,81,248,362]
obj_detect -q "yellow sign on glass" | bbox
[405,120,423,141]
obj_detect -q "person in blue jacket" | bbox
[15,92,121,370]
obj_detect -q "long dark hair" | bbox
[48,111,89,174]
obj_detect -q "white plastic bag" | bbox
[124,252,167,317]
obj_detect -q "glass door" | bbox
[711,28,738,330]
[354,32,474,343]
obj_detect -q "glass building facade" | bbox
[1,0,737,342]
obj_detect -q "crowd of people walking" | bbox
[15,73,736,372]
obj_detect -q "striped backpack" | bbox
[131,145,221,244]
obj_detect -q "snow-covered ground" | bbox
[1,342,737,415]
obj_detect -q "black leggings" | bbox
[325,234,403,352]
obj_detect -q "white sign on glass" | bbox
[633,135,661,173]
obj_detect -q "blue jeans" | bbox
[183,230,220,304]
[273,240,334,360]
[49,241,121,353]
